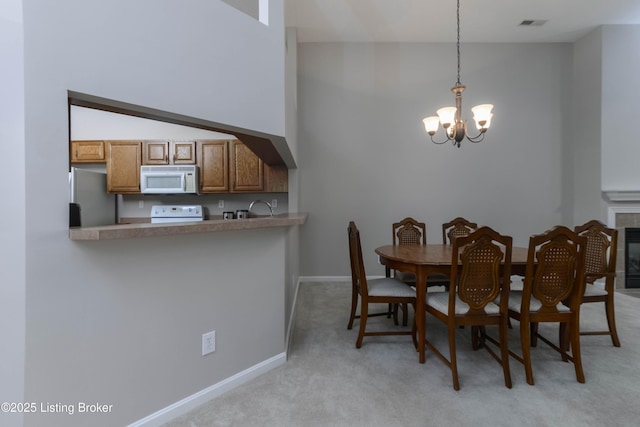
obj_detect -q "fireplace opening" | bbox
[625,228,640,288]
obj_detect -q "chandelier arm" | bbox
[464,129,487,143]
[430,134,453,145]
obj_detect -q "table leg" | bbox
[415,267,426,363]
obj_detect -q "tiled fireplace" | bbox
[607,201,640,289]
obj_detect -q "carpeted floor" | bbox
[164,281,640,427]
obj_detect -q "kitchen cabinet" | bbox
[106,141,141,194]
[197,139,229,192]
[142,140,196,165]
[71,138,286,195]
[264,164,288,193]
[70,140,105,163]
[230,139,264,192]
[197,139,287,193]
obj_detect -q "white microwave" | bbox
[140,165,199,194]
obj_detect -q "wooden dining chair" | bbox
[347,221,417,348]
[424,226,513,391]
[388,217,427,282]
[388,217,449,325]
[505,226,587,385]
[442,217,478,244]
[575,220,621,347]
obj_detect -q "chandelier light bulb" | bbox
[422,116,440,135]
[471,104,494,130]
[436,107,457,128]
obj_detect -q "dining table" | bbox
[375,243,529,363]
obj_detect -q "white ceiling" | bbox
[285,0,640,43]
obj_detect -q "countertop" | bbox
[69,213,307,241]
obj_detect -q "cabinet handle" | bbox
[173,154,176,163]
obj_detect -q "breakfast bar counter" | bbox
[69,213,307,241]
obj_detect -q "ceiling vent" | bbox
[519,19,547,26]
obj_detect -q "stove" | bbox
[150,205,204,224]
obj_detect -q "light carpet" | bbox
[164,282,640,427]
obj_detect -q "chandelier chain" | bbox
[456,0,461,86]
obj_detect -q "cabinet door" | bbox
[142,140,169,165]
[197,140,228,192]
[143,140,196,164]
[106,141,141,194]
[230,140,263,192]
[71,140,105,163]
[170,140,196,164]
[264,164,288,192]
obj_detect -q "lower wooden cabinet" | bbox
[106,141,141,194]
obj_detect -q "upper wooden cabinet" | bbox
[142,140,196,165]
[197,139,287,193]
[70,140,105,163]
[71,138,286,195]
[230,140,264,192]
[197,139,229,193]
[106,141,141,194]
[264,164,288,193]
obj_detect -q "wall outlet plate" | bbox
[202,331,216,356]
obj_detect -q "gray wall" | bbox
[601,25,640,191]
[17,1,291,426]
[0,2,26,427]
[297,42,573,276]
[571,28,603,225]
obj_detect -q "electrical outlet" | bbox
[202,331,216,356]
[139,200,144,208]
[218,200,224,209]
[271,199,278,208]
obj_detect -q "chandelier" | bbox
[422,0,493,148]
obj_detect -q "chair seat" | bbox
[584,282,608,297]
[502,291,570,313]
[368,277,417,298]
[427,291,500,315]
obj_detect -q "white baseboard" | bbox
[127,353,286,427]
[298,275,352,282]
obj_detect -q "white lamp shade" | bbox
[436,107,457,127]
[422,116,440,133]
[471,104,494,129]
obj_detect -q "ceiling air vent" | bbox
[519,19,547,26]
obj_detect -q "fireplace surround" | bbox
[607,204,640,289]
[625,228,640,288]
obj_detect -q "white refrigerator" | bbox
[69,167,117,227]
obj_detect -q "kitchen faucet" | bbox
[249,200,273,216]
